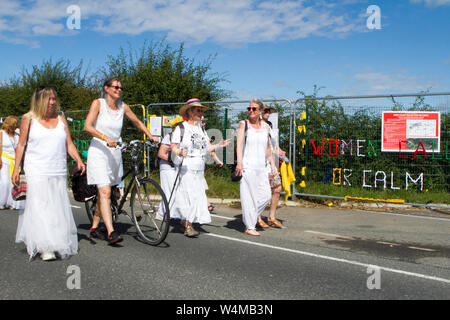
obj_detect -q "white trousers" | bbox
[240,168,271,230]
[158,168,176,218]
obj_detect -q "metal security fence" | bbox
[291,93,450,207]
[63,92,449,207]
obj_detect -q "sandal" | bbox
[208,204,215,212]
[244,229,260,236]
[257,219,269,229]
[267,218,283,228]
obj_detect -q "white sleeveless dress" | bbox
[15,116,78,260]
[87,98,124,187]
[0,130,24,209]
[239,120,271,230]
[170,122,211,224]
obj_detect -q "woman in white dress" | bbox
[85,78,159,244]
[235,99,277,236]
[170,98,230,237]
[12,86,85,261]
[0,116,24,210]
[156,117,182,219]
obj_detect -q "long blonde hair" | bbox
[25,86,60,120]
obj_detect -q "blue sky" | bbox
[0,0,449,102]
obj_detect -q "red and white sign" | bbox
[382,111,440,152]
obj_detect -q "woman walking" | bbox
[235,99,277,236]
[84,77,159,244]
[0,116,24,210]
[170,98,229,237]
[13,86,85,261]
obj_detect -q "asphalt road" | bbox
[1,198,449,300]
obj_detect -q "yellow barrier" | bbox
[344,196,405,204]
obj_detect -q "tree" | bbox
[0,58,96,118]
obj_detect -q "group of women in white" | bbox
[2,78,284,262]
[158,98,284,237]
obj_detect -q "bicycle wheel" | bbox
[84,196,96,224]
[130,178,170,246]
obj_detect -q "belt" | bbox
[1,152,15,178]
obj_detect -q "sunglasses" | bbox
[109,85,124,91]
[247,107,258,112]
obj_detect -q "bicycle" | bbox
[85,139,170,246]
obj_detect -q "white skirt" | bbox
[87,139,123,186]
[170,168,211,224]
[240,168,271,230]
[158,168,177,218]
[0,157,25,210]
[15,175,78,260]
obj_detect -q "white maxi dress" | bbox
[0,130,24,209]
[15,117,78,259]
[170,122,211,224]
[239,120,271,230]
[87,98,124,187]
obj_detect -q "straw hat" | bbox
[178,98,209,118]
[263,103,276,114]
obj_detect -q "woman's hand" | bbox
[11,169,19,187]
[178,148,188,157]
[219,139,231,148]
[105,136,118,148]
[77,161,86,175]
[235,163,243,176]
[150,136,160,144]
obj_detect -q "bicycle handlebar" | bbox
[117,139,159,152]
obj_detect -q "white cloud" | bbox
[0,0,366,47]
[410,0,450,6]
[348,71,439,94]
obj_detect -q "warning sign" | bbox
[381,111,440,152]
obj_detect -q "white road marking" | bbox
[211,214,235,220]
[407,246,437,252]
[304,230,354,240]
[71,205,81,209]
[358,210,450,222]
[205,233,450,285]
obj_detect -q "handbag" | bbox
[69,163,96,202]
[11,173,27,201]
[11,119,31,201]
[230,164,242,182]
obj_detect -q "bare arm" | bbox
[235,121,246,176]
[123,103,159,143]
[158,144,171,162]
[12,117,31,186]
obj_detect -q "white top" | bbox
[1,130,19,157]
[24,116,67,176]
[86,99,124,186]
[171,122,209,171]
[241,120,270,171]
[159,134,174,171]
[92,98,124,144]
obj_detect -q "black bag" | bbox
[230,164,242,182]
[70,163,96,202]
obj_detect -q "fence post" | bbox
[223,108,228,169]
